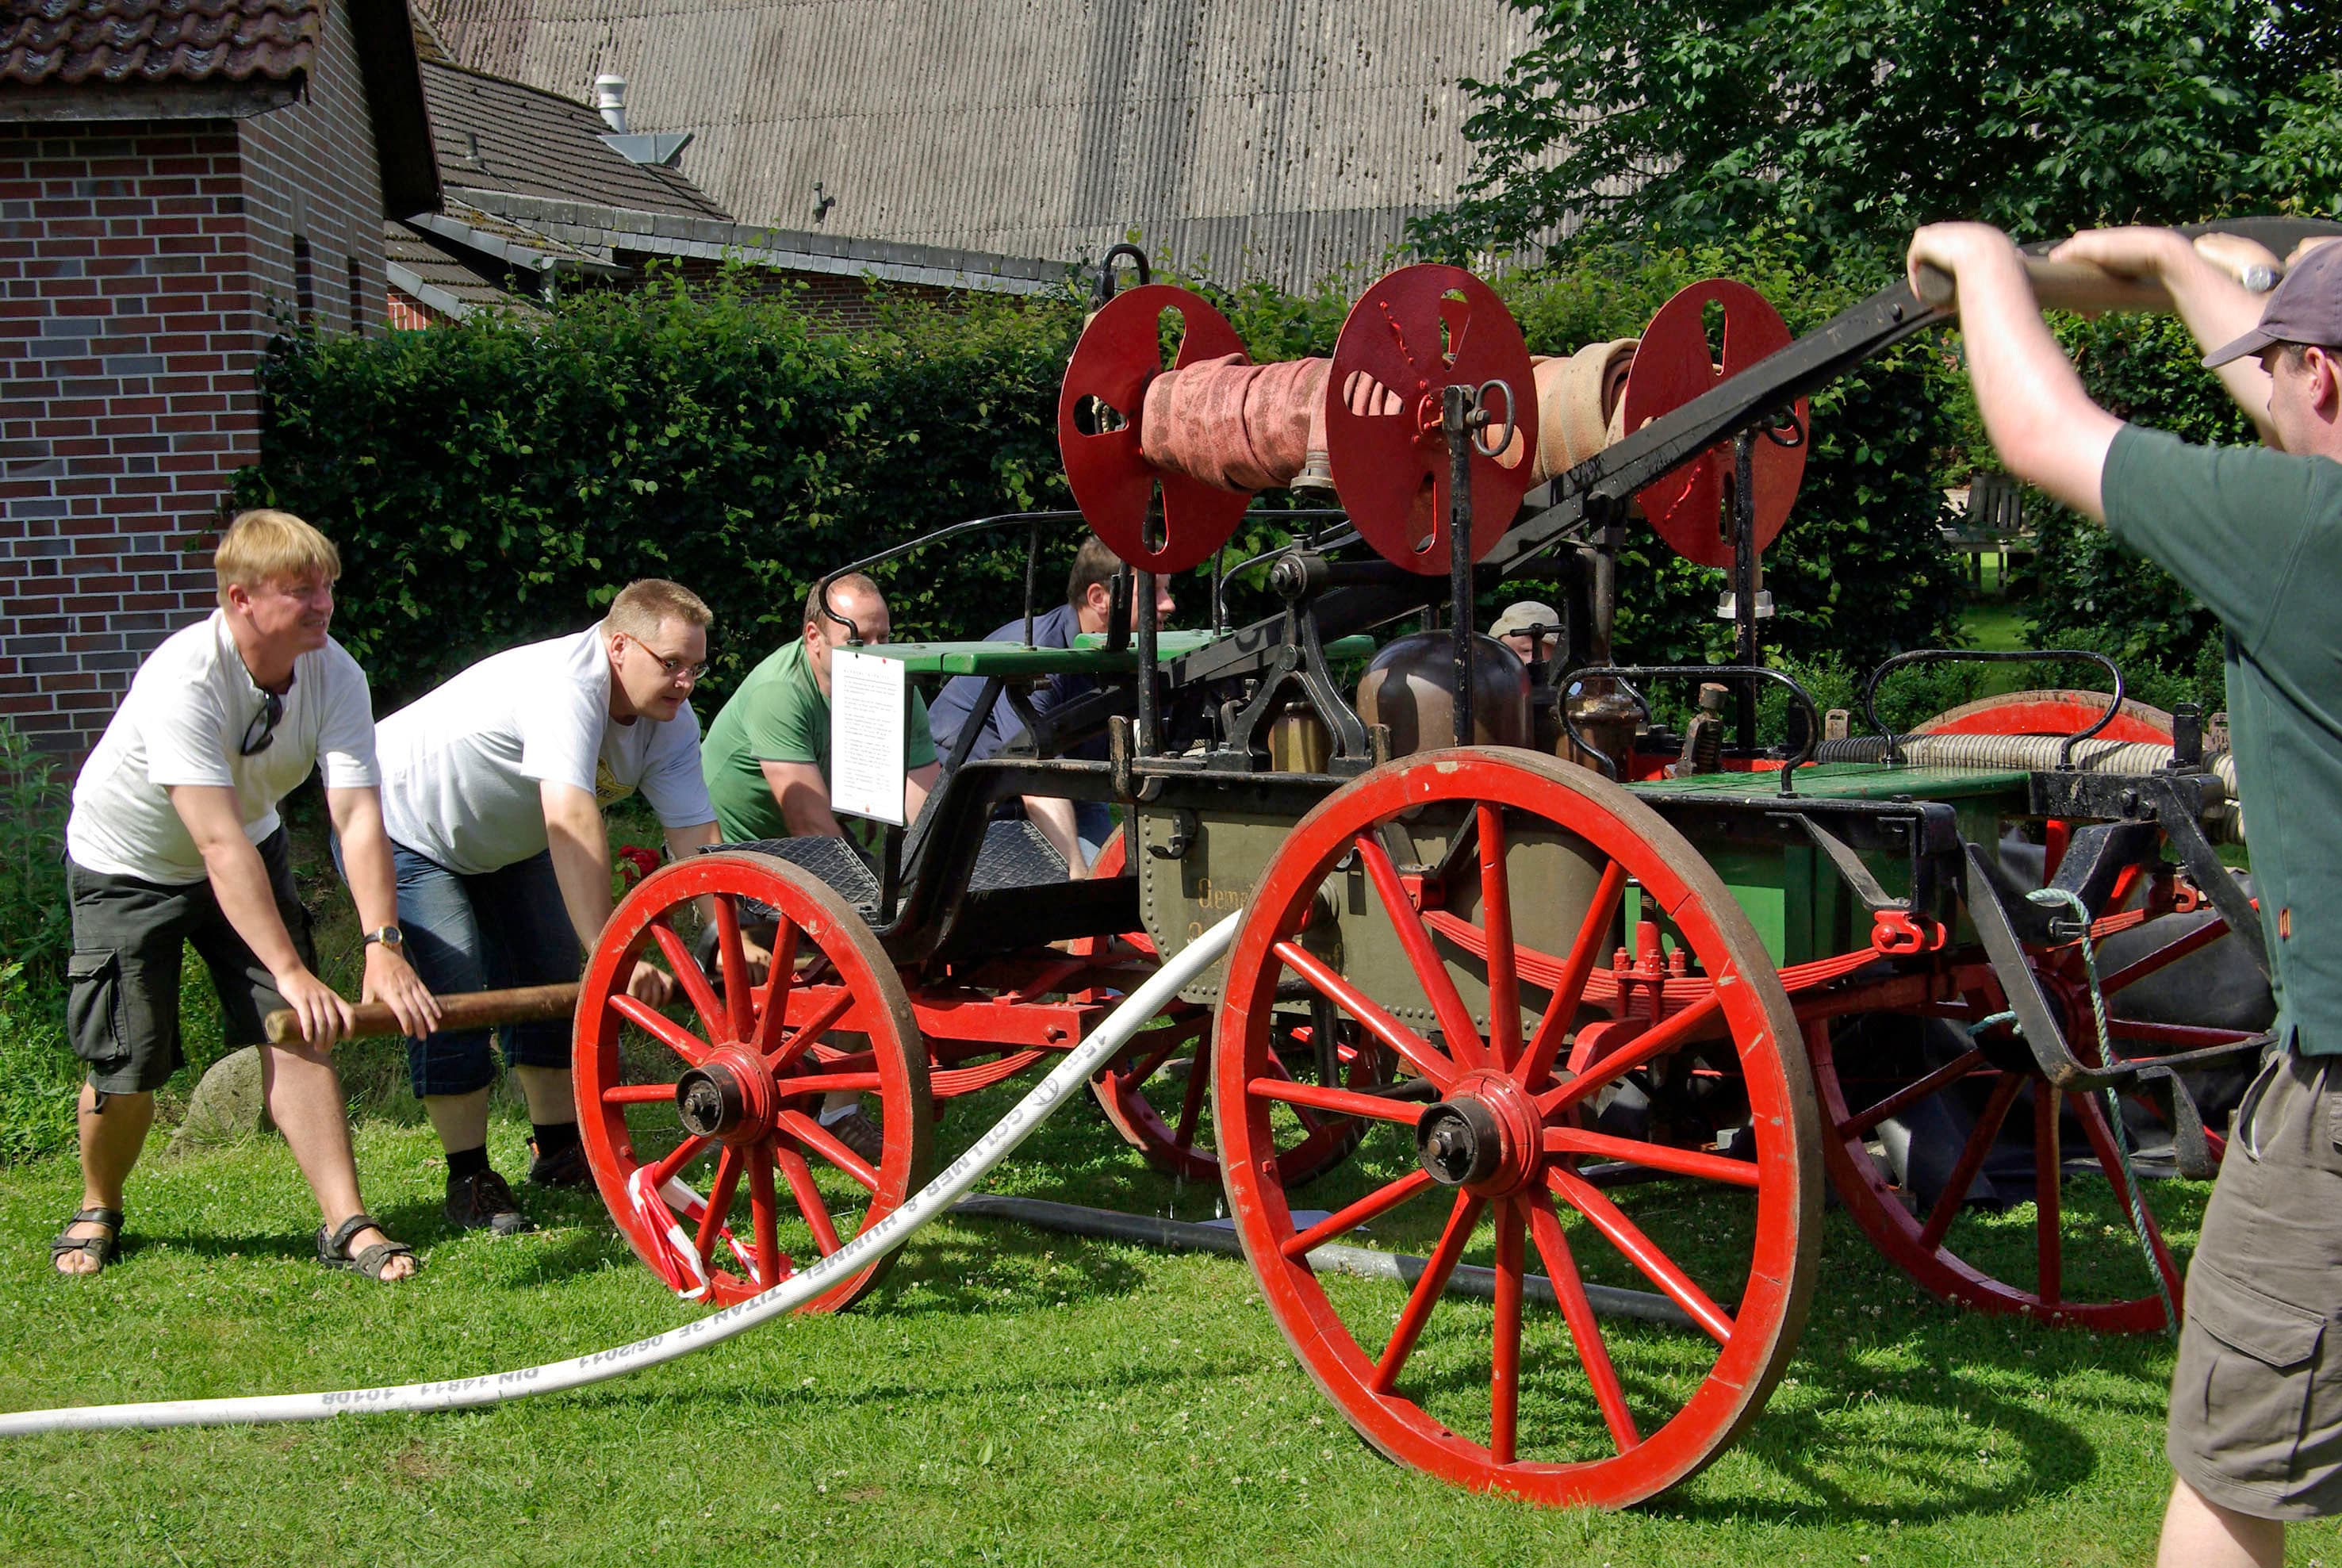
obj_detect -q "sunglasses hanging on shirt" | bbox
[239,691,285,757]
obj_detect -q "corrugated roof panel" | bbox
[416,0,1543,289]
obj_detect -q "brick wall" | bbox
[0,119,251,751]
[0,10,387,759]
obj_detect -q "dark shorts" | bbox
[382,842,579,1098]
[2168,1049,2342,1520]
[65,827,316,1096]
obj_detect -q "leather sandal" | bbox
[316,1212,416,1282]
[50,1206,122,1275]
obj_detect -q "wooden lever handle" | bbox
[263,982,581,1045]
[1913,257,2174,315]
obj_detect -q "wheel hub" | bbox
[673,1047,780,1145]
[1414,1070,1543,1194]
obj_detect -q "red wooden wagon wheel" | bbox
[1083,829,1386,1185]
[1807,861,2257,1332]
[1213,749,1819,1507]
[575,852,933,1312]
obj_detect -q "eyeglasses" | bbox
[627,636,708,682]
[239,691,285,757]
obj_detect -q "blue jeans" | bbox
[382,843,580,1097]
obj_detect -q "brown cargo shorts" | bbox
[2168,1049,2342,1520]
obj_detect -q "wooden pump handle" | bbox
[263,982,581,1045]
[1913,258,2174,316]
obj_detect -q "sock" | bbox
[531,1120,581,1155]
[447,1145,491,1181]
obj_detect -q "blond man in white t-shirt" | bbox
[371,580,722,1235]
[56,511,439,1281]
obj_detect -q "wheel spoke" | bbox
[1520,860,1627,1089]
[2072,1090,2181,1295]
[1274,940,1456,1088]
[2098,918,2230,999]
[2105,1018,2261,1051]
[1261,1052,1328,1134]
[1283,1170,1437,1258]
[1526,1192,1640,1453]
[713,893,753,1044]
[643,1133,709,1193]
[611,993,712,1068]
[2035,1085,2062,1307]
[1543,1125,1762,1188]
[1371,1192,1485,1394]
[1477,804,1523,1069]
[775,1071,886,1098]
[1354,831,1486,1070]
[1247,1075,1424,1126]
[1547,1167,1734,1344]
[694,1145,745,1267]
[746,1143,784,1287]
[1839,1047,1990,1138]
[749,919,803,1056]
[1538,992,1726,1117]
[772,1139,844,1256]
[1917,1072,2026,1252]
[777,1109,880,1192]
[652,918,730,1044]
[601,1083,677,1105]
[1114,1026,1200,1091]
[768,987,855,1072]
[1173,1030,1212,1149]
[1491,1196,1524,1466]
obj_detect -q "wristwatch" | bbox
[362,925,405,953]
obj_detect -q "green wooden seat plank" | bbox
[863,630,1373,677]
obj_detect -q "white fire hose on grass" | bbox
[0,913,1243,1438]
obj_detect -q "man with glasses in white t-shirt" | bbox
[56,509,439,1281]
[371,579,722,1236]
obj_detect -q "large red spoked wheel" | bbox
[575,852,933,1312]
[1214,749,1820,1507]
[1085,830,1384,1185]
[1619,279,1807,569]
[1056,283,1252,574]
[1809,871,2257,1332]
[1325,265,1537,574]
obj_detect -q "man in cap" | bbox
[1907,223,2342,1568]
[1489,601,1561,669]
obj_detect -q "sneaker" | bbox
[822,1109,887,1167]
[445,1168,531,1236]
[527,1136,594,1191]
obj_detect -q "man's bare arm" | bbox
[2049,227,2275,443]
[758,758,846,838]
[542,780,672,1003]
[1908,224,2124,523]
[1022,793,1087,877]
[324,786,440,1039]
[903,761,941,831]
[169,784,351,1045]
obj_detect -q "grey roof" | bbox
[383,218,546,320]
[419,53,726,221]
[411,0,1540,290]
[458,190,1077,295]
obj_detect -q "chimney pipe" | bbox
[593,74,627,134]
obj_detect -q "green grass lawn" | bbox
[6,1079,2336,1566]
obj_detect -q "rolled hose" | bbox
[1812,733,2244,842]
[0,913,1244,1438]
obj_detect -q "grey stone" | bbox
[166,1046,273,1155]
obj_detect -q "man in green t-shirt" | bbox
[703,572,941,846]
[1910,224,2342,1568]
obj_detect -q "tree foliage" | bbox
[1420,0,2342,265]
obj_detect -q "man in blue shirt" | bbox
[926,537,1172,874]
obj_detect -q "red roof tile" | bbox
[1,0,321,88]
